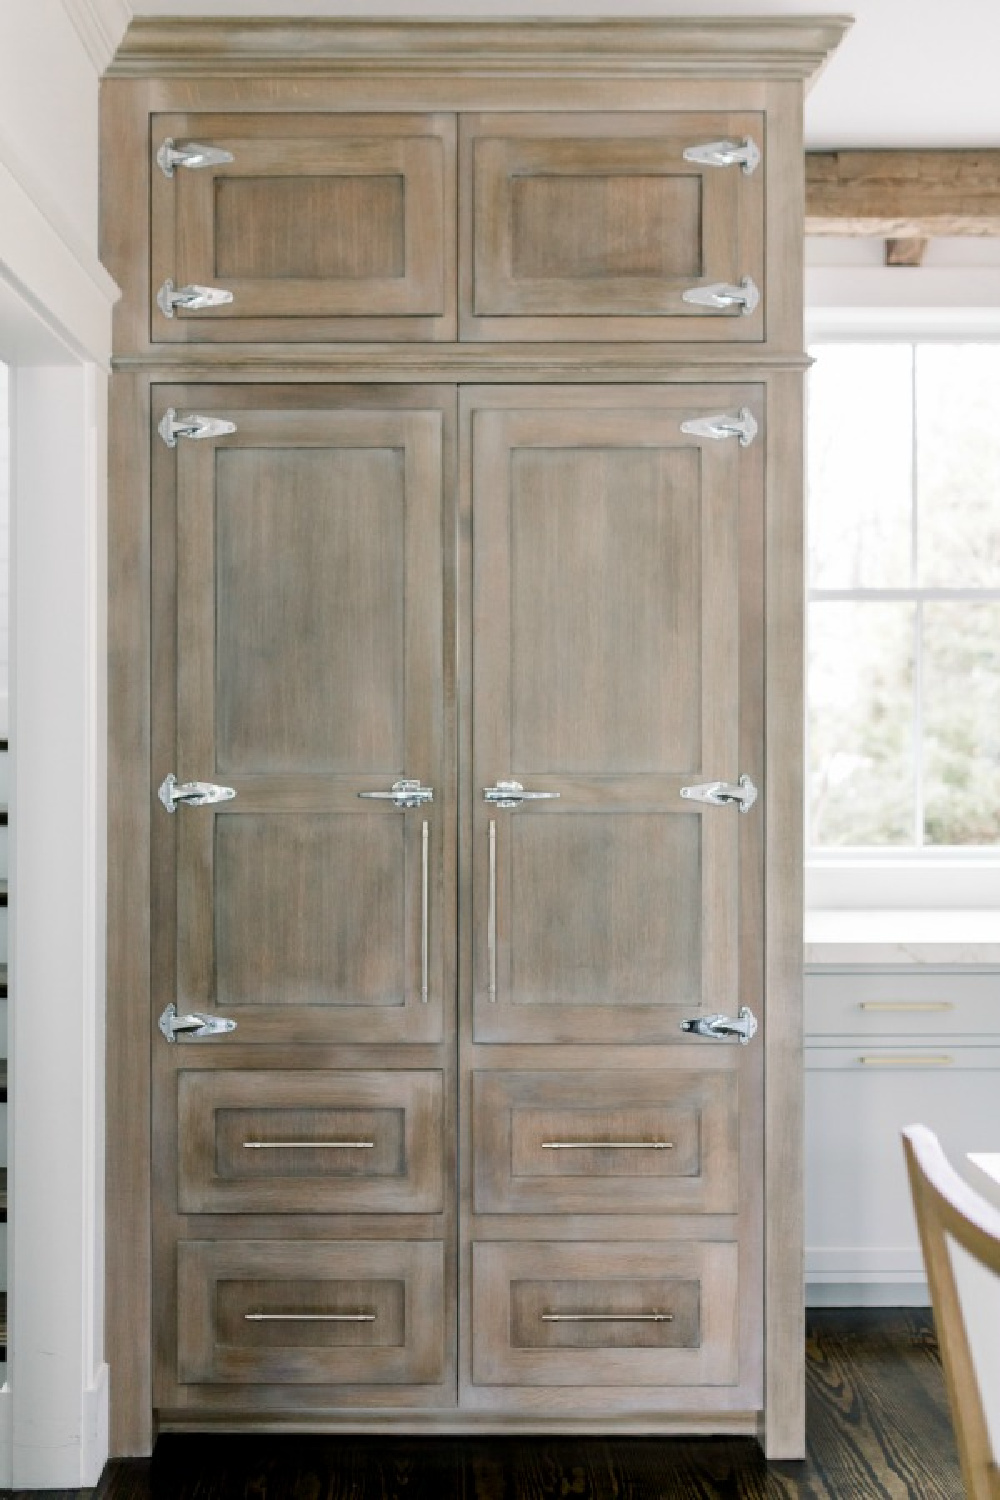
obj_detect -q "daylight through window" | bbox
[807,342,1000,851]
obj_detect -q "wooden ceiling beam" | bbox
[805,150,1000,237]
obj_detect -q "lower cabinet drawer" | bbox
[471,1240,739,1387]
[177,1069,444,1214]
[472,1069,739,1215]
[177,1239,444,1386]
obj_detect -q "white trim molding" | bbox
[0,128,120,367]
[62,0,133,74]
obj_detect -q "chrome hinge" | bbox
[681,276,760,315]
[158,1003,236,1043]
[158,773,236,813]
[483,780,561,810]
[156,138,235,178]
[156,279,234,319]
[680,774,758,813]
[681,1006,758,1045]
[682,137,761,175]
[680,408,758,448]
[358,778,434,810]
[158,408,237,448]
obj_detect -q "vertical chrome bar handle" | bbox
[488,820,497,1003]
[421,820,429,1004]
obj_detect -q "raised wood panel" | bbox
[471,1241,740,1388]
[509,445,701,774]
[213,176,405,280]
[462,112,764,342]
[214,813,405,1009]
[214,445,405,775]
[178,1069,444,1214]
[472,1068,739,1215]
[150,112,456,342]
[177,1240,445,1386]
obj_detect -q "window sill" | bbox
[804,909,1000,968]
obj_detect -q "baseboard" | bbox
[806,1282,930,1308]
[83,1363,111,1488]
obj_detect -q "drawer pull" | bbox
[858,1055,953,1068]
[242,1141,375,1150]
[542,1311,673,1322]
[541,1141,674,1151]
[858,1001,955,1013]
[244,1311,376,1322]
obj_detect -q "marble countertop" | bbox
[805,909,1000,967]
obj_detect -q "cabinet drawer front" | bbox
[463,112,763,342]
[473,1070,738,1214]
[151,113,455,342]
[177,1070,444,1214]
[471,1241,739,1387]
[177,1239,445,1386]
[805,972,1000,1039]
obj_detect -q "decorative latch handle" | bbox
[158,408,237,448]
[680,774,757,813]
[158,1003,236,1043]
[156,279,234,319]
[681,277,760,315]
[680,409,758,448]
[156,138,235,178]
[358,778,434,810]
[681,1006,758,1045]
[158,773,236,813]
[682,137,761,175]
[483,780,560,809]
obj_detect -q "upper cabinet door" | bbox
[462,113,764,342]
[151,113,456,342]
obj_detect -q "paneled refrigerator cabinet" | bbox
[102,17,848,1458]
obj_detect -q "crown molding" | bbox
[62,0,133,75]
[108,16,852,83]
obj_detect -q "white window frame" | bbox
[805,306,1000,912]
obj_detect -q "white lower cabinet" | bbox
[805,968,1000,1305]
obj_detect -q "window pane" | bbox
[808,602,915,846]
[808,344,913,589]
[923,602,1000,846]
[917,345,1000,587]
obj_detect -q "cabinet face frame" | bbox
[103,17,846,1460]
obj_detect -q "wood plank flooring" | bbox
[0,1311,964,1499]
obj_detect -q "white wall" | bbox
[0,364,8,738]
[0,0,123,1489]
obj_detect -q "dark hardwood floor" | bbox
[1,1311,964,1499]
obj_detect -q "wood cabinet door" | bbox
[462,113,764,342]
[151,386,452,1046]
[469,386,763,1045]
[151,114,456,342]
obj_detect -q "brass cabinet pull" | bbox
[488,819,497,1002]
[541,1141,674,1151]
[421,819,429,1004]
[858,1001,954,1013]
[858,1056,953,1068]
[242,1141,374,1150]
[542,1311,673,1322]
[244,1312,376,1322]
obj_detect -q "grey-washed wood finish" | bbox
[177,1239,446,1387]
[103,14,846,1459]
[469,386,759,1045]
[151,113,455,342]
[463,113,764,342]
